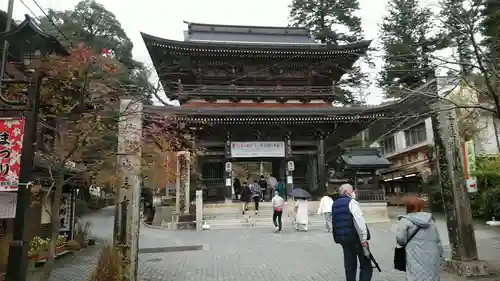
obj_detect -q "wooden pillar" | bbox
[224,132,232,202]
[271,159,281,179]
[432,102,488,276]
[317,132,326,196]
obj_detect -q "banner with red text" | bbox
[0,118,25,191]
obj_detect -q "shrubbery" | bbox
[470,157,500,220]
[427,156,500,221]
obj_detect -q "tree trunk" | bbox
[41,173,64,281]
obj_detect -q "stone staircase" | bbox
[202,201,327,230]
[202,201,390,230]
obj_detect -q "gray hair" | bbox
[339,183,353,195]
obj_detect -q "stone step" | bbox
[204,216,328,230]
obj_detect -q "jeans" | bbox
[324,212,332,231]
[272,210,283,231]
[341,243,373,281]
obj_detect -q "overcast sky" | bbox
[4,0,397,104]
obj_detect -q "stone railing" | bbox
[356,189,386,202]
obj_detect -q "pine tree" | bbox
[289,0,367,104]
[378,0,443,98]
[289,0,363,44]
[482,0,500,70]
[440,0,475,76]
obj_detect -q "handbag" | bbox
[393,226,420,271]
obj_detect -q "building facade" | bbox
[141,22,415,202]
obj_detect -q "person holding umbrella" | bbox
[332,183,372,281]
[289,188,311,231]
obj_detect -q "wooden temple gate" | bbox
[141,21,427,205]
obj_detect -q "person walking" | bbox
[294,197,309,231]
[267,174,277,201]
[317,192,334,232]
[271,191,285,233]
[240,182,251,215]
[276,179,286,199]
[396,196,444,281]
[251,180,261,214]
[332,183,372,281]
[233,178,242,200]
[258,175,268,201]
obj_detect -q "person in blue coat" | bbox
[331,183,372,281]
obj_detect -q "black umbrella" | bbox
[288,188,311,198]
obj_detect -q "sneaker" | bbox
[242,211,245,215]
[255,211,258,215]
[274,226,279,233]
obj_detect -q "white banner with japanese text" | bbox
[230,141,285,158]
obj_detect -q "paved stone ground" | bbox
[28,207,500,281]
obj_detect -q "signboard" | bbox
[59,193,71,231]
[0,192,17,218]
[287,160,295,172]
[0,118,25,191]
[230,141,285,158]
[462,140,477,193]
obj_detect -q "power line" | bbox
[30,0,72,46]
[18,0,40,22]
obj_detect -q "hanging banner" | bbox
[462,140,477,193]
[230,141,285,158]
[0,118,25,191]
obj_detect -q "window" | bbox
[404,123,427,147]
[381,136,396,154]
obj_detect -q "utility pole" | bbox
[0,0,14,86]
[5,77,42,281]
[431,99,488,277]
[116,97,143,281]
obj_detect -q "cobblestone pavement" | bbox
[29,207,500,281]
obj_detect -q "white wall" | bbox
[373,117,433,158]
[474,115,500,154]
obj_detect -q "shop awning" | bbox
[381,160,430,181]
[340,148,392,170]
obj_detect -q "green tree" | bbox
[288,0,368,104]
[440,0,474,76]
[38,0,154,101]
[378,0,444,98]
[482,0,500,70]
[289,0,363,44]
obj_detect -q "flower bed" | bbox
[28,235,69,263]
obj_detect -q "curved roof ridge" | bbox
[183,21,310,31]
[141,32,372,51]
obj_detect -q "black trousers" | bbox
[341,243,373,281]
[253,197,260,210]
[273,210,283,230]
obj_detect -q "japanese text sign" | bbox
[0,118,25,191]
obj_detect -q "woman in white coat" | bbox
[294,198,309,231]
[317,192,334,232]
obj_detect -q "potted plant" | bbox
[74,220,92,248]
[28,236,49,265]
[55,234,68,254]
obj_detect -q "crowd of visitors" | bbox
[235,177,444,281]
